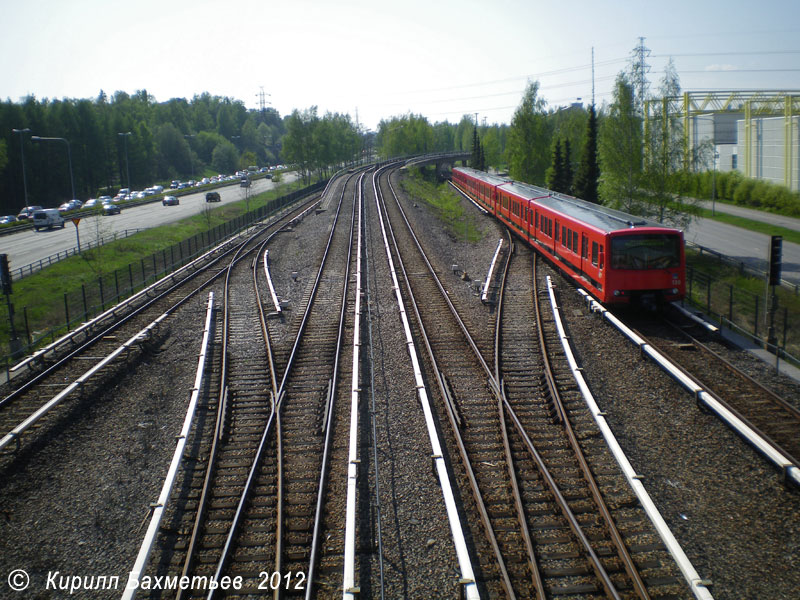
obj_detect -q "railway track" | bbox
[142,171,361,599]
[378,163,696,599]
[624,312,800,478]
[507,247,690,598]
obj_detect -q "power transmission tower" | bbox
[256,87,272,121]
[630,37,651,116]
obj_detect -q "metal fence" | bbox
[685,264,798,368]
[1,181,326,367]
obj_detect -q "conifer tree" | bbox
[545,138,563,192]
[574,104,600,203]
[560,138,573,194]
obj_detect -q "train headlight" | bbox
[671,288,679,295]
[613,290,621,297]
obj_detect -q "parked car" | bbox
[102,202,121,215]
[17,205,43,220]
[205,191,221,202]
[162,195,179,206]
[32,208,66,231]
[0,215,18,224]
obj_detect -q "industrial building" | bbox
[647,91,800,191]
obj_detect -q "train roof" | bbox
[454,166,679,234]
[501,180,673,234]
[454,166,510,186]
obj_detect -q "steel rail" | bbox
[305,171,362,600]
[175,225,265,600]
[642,320,800,476]
[203,171,356,600]
[492,232,546,600]
[663,316,800,422]
[530,255,650,599]
[0,231,270,455]
[379,168,515,598]
[362,173,387,600]
[173,190,327,600]
[582,290,800,488]
[386,168,637,599]
[343,172,365,598]
[372,165,480,600]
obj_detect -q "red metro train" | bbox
[452,167,686,305]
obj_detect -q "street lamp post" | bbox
[184,134,196,178]
[31,135,75,201]
[118,132,132,191]
[11,128,31,209]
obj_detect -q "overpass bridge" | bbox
[403,152,470,179]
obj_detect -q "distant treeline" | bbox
[0,90,286,212]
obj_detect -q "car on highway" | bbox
[84,198,100,210]
[58,199,82,212]
[17,205,43,220]
[162,195,179,206]
[102,202,121,215]
[205,191,221,202]
[0,215,18,224]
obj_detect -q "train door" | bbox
[581,234,588,275]
[554,219,559,254]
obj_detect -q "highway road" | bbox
[2,174,298,277]
[684,203,800,286]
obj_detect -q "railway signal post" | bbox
[1,253,23,359]
[766,235,782,350]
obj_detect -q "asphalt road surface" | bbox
[686,201,800,285]
[3,174,298,277]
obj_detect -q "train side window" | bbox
[572,232,578,253]
[591,241,598,266]
[582,236,588,259]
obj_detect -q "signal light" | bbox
[768,236,782,286]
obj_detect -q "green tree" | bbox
[507,81,551,184]
[211,139,239,174]
[545,138,564,191]
[573,104,600,203]
[375,114,433,158]
[599,73,644,213]
[560,139,573,193]
[641,58,697,227]
[282,107,318,183]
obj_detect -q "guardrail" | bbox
[122,292,215,599]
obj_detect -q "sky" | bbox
[2,0,800,131]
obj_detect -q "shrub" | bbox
[733,178,756,207]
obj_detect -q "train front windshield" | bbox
[610,234,681,270]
